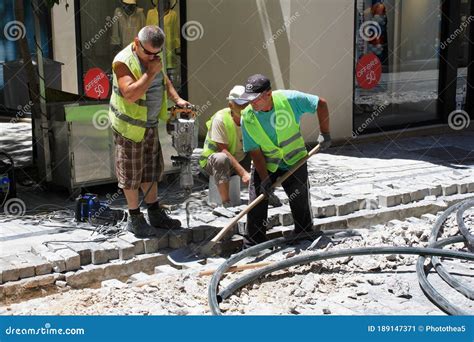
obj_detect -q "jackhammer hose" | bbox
[417,199,474,315]
[208,199,474,316]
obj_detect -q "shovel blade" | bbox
[167,241,218,266]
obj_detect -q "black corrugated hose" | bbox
[208,199,474,315]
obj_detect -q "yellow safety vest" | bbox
[199,108,238,168]
[242,91,307,172]
[109,43,168,142]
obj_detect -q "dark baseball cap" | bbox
[240,74,271,101]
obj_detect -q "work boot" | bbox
[126,213,157,238]
[148,206,182,229]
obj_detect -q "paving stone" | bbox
[335,199,358,216]
[101,279,127,289]
[441,184,458,196]
[33,249,66,273]
[18,252,52,276]
[312,203,336,218]
[168,229,193,249]
[387,219,404,227]
[143,231,169,253]
[21,274,56,289]
[410,188,429,202]
[212,207,235,218]
[468,182,474,193]
[65,266,104,288]
[0,258,20,282]
[428,185,442,197]
[279,212,294,226]
[378,193,402,207]
[110,239,135,260]
[90,242,118,265]
[401,193,411,204]
[457,183,468,194]
[118,233,145,255]
[3,255,35,279]
[195,214,215,223]
[67,243,94,266]
[55,280,67,288]
[56,249,81,271]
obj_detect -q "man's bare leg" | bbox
[140,182,158,204]
[123,189,140,210]
[217,181,230,204]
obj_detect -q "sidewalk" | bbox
[0,131,473,300]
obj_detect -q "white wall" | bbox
[186,0,355,141]
[51,0,78,94]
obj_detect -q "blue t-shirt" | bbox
[241,90,319,170]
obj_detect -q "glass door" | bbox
[353,0,443,135]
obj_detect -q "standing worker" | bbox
[240,74,332,247]
[109,25,189,237]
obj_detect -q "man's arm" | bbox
[115,60,161,103]
[317,97,330,134]
[216,143,250,184]
[164,74,189,107]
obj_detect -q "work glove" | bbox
[260,177,274,198]
[317,133,332,151]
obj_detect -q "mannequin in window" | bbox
[146,0,180,73]
[111,0,146,50]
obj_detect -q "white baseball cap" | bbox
[226,85,249,105]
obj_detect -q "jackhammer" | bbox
[166,105,198,197]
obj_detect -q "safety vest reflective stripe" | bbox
[265,157,281,165]
[280,132,303,148]
[285,146,307,160]
[109,104,147,128]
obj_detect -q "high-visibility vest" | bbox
[109,43,168,142]
[199,108,237,168]
[242,90,307,172]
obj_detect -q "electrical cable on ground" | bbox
[208,199,474,316]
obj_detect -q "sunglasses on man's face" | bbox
[139,40,162,57]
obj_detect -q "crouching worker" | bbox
[199,86,252,207]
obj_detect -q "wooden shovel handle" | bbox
[210,144,321,243]
[199,261,272,277]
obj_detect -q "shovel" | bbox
[167,144,321,265]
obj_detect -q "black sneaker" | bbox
[126,213,157,238]
[148,207,182,229]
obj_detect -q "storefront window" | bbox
[455,0,472,111]
[77,0,183,99]
[353,0,442,135]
